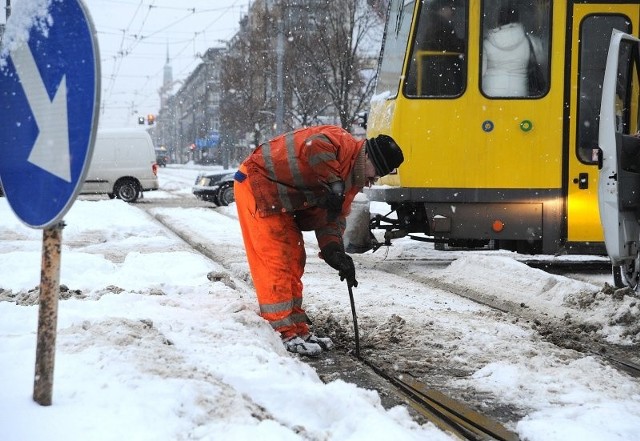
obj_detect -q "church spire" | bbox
[163,42,172,88]
[160,43,173,109]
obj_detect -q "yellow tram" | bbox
[366,0,640,254]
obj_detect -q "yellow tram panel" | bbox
[393,98,563,189]
[365,1,640,254]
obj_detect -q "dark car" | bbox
[192,171,235,206]
[155,152,168,167]
[155,148,168,167]
[156,154,168,167]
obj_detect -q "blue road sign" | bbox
[0,0,100,228]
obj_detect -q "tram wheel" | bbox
[612,256,640,291]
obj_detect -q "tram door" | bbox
[566,4,638,246]
[598,30,640,288]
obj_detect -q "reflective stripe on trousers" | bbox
[234,166,309,339]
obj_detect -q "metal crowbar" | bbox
[347,281,360,358]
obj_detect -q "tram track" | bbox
[361,358,519,441]
[366,255,613,274]
[302,336,521,441]
[136,189,639,438]
[139,198,522,440]
[365,257,640,379]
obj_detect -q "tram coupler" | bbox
[369,213,406,251]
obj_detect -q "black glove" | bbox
[323,181,345,221]
[321,242,358,287]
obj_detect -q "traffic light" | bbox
[147,114,155,125]
[137,116,145,125]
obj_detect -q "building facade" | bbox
[153,47,225,165]
[150,0,380,166]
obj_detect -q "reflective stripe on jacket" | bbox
[243,125,366,248]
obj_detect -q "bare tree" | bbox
[219,0,383,144]
[294,0,382,129]
[219,10,275,148]
[283,31,332,127]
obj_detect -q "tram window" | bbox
[480,0,550,98]
[375,0,415,98]
[404,0,468,97]
[577,15,631,164]
[614,40,640,136]
[632,47,640,136]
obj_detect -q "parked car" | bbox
[192,171,235,206]
[155,148,168,167]
[80,129,159,203]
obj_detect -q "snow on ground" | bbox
[0,195,450,441]
[1,165,640,440]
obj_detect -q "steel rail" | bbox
[139,197,634,439]
[140,200,521,440]
[361,359,520,441]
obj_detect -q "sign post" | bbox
[33,222,64,405]
[0,0,100,405]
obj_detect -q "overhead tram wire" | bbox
[127,1,245,105]
[102,0,159,114]
[101,1,246,121]
[168,1,245,81]
[102,0,144,115]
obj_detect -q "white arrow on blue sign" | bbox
[0,0,100,228]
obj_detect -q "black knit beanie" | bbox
[365,135,404,177]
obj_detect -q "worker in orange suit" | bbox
[234,125,404,356]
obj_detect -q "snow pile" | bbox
[0,197,450,441]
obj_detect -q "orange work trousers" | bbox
[234,167,309,339]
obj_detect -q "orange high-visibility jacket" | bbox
[243,125,366,249]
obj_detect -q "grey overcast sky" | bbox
[73,0,247,129]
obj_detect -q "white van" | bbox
[81,128,159,202]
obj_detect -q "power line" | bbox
[96,0,246,124]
